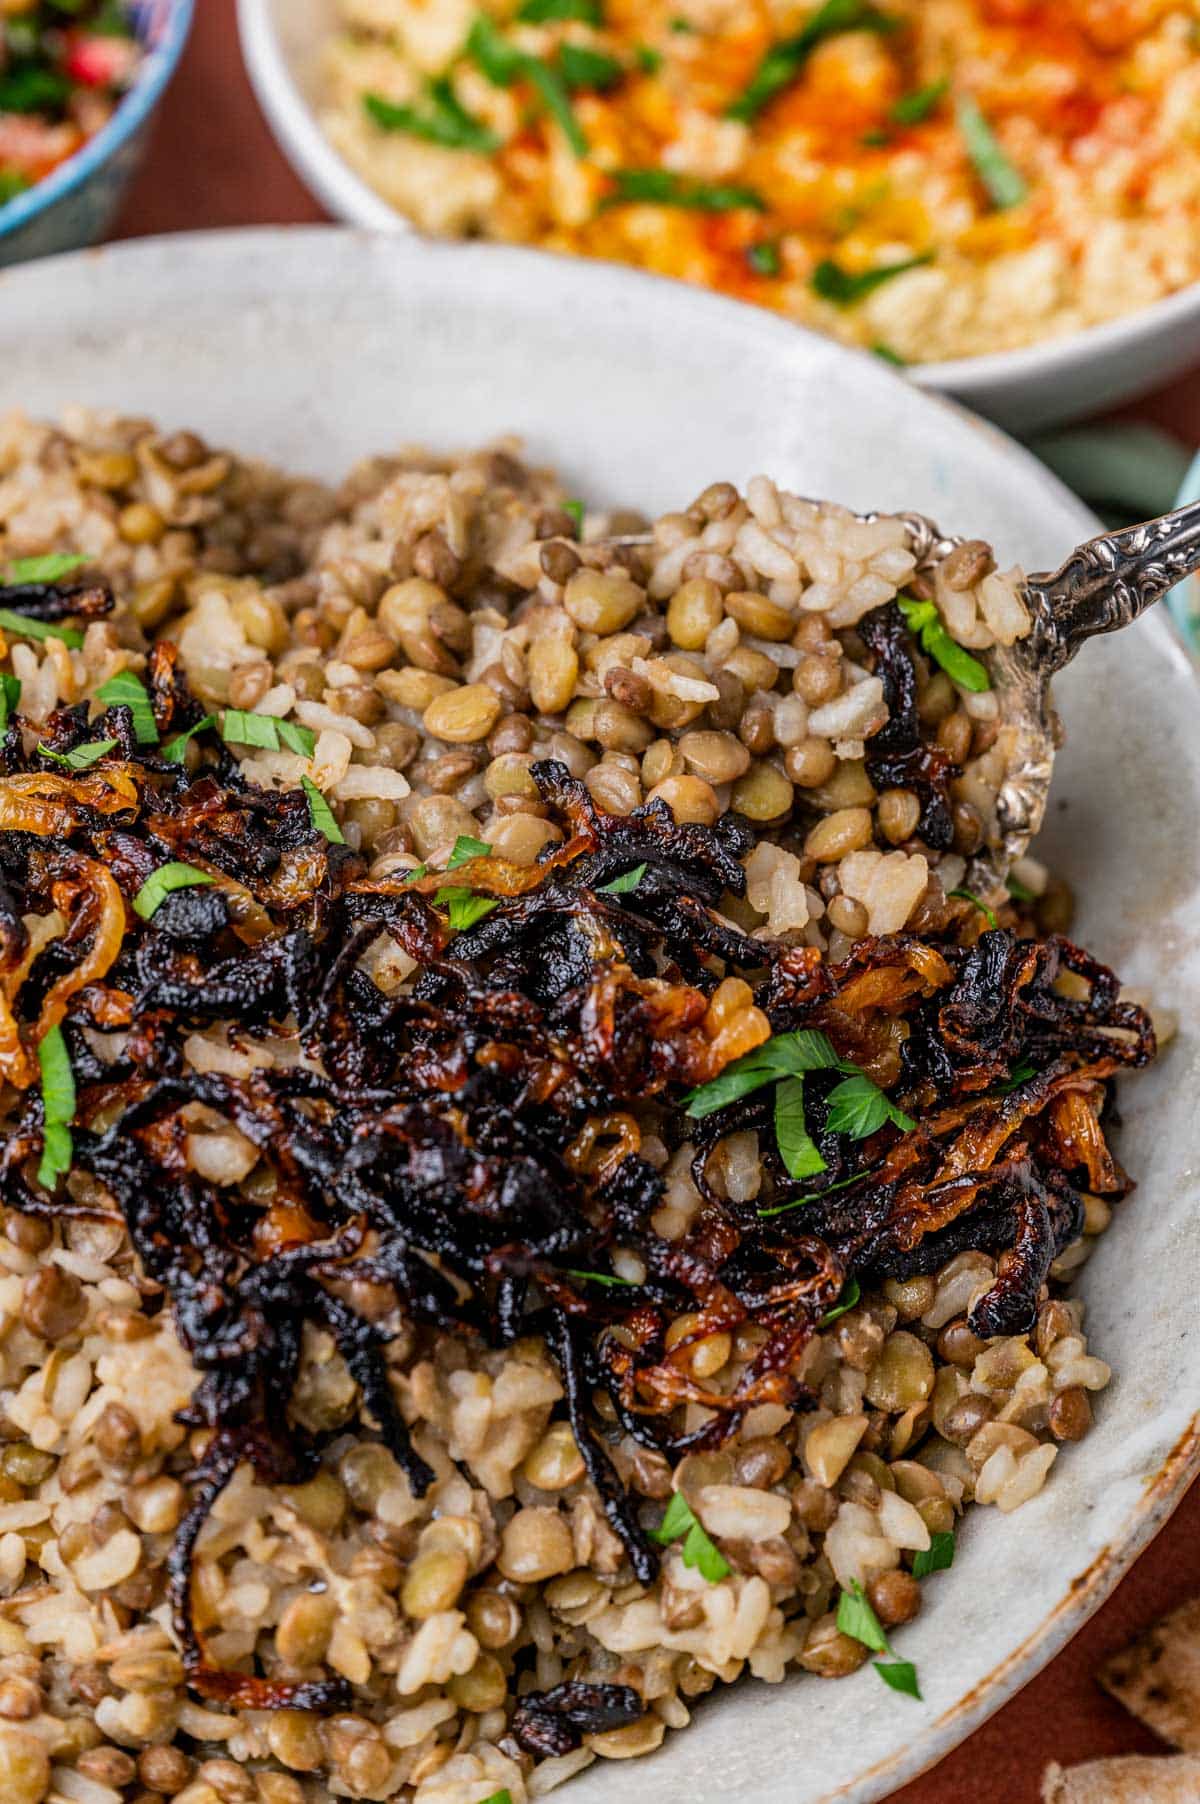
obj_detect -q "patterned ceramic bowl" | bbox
[0,0,194,268]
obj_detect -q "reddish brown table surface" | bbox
[112,7,1200,1802]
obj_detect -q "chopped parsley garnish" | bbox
[686,1029,913,1187]
[467,16,588,156]
[558,42,624,90]
[563,1268,638,1288]
[516,0,601,17]
[97,669,158,744]
[447,834,493,868]
[820,1276,861,1324]
[837,1580,923,1698]
[949,886,999,930]
[891,76,949,126]
[8,552,89,584]
[221,710,316,757]
[634,44,663,72]
[757,1167,867,1218]
[480,1791,514,1804]
[38,737,118,771]
[562,498,585,535]
[302,776,345,845]
[599,863,646,894]
[651,1491,730,1583]
[824,1071,916,1138]
[897,595,991,693]
[774,1075,827,1179]
[956,95,1027,210]
[912,1530,955,1578]
[606,169,765,211]
[133,862,215,922]
[747,239,782,277]
[0,171,32,205]
[0,673,20,734]
[0,610,84,649]
[1006,874,1036,902]
[669,15,695,30]
[726,0,896,123]
[872,341,907,366]
[364,81,500,155]
[993,1058,1036,1095]
[811,253,933,305]
[37,1024,75,1191]
[0,67,71,114]
[436,888,500,931]
[161,714,216,764]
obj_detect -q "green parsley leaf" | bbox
[1006,874,1035,901]
[0,610,84,649]
[956,95,1028,210]
[468,18,588,155]
[221,711,317,757]
[302,776,346,845]
[563,1268,638,1287]
[634,44,663,71]
[480,1792,515,1804]
[436,887,500,931]
[37,1025,75,1191]
[562,498,585,535]
[876,1659,922,1698]
[516,0,601,18]
[819,1276,861,1324]
[811,253,933,305]
[7,553,89,584]
[0,672,20,734]
[825,1072,915,1139]
[872,341,907,366]
[363,83,500,154]
[0,67,71,112]
[837,1580,890,1654]
[747,239,782,276]
[161,714,216,764]
[949,886,999,930]
[890,76,948,126]
[38,737,119,771]
[606,168,765,211]
[912,1530,955,1579]
[861,126,891,146]
[757,1168,867,1218]
[897,595,991,694]
[993,1058,1036,1095]
[599,863,646,895]
[133,862,215,922]
[559,42,624,90]
[651,1492,730,1582]
[0,170,32,205]
[668,15,694,29]
[97,669,159,745]
[446,834,493,869]
[684,1029,839,1118]
[403,863,429,884]
[726,0,896,123]
[774,1075,827,1180]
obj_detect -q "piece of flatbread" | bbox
[1042,1755,1200,1801]
[1101,1597,1200,1751]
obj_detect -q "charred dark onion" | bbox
[0,647,1153,1707]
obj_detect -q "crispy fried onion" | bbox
[0,673,1154,1709]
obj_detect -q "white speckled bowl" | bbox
[236,0,1200,432]
[2,229,1198,1803]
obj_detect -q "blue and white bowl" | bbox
[0,0,194,268]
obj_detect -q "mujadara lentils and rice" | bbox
[320,0,1200,364]
[0,409,1164,1804]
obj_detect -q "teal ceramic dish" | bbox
[0,0,194,268]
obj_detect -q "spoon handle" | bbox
[1024,498,1200,674]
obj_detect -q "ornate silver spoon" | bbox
[898,499,1200,896]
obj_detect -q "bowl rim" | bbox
[0,0,196,237]
[235,0,1200,394]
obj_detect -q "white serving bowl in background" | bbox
[237,0,1200,434]
[3,227,1199,1804]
